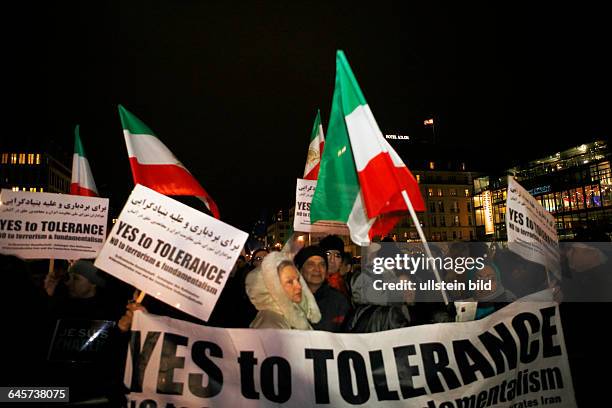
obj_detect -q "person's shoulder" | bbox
[251,310,291,329]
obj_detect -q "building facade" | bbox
[473,140,611,240]
[0,151,71,194]
[389,160,479,242]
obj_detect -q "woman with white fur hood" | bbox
[245,251,321,329]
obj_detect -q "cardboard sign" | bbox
[0,189,109,259]
[94,184,248,322]
[506,177,560,278]
[293,178,349,234]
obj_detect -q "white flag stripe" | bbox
[344,105,389,172]
[347,191,376,245]
[71,153,98,192]
[123,131,186,167]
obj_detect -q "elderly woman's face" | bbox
[279,265,302,303]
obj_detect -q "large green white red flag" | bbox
[311,51,425,245]
[303,109,325,180]
[70,125,98,197]
[118,105,220,219]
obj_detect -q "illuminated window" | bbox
[11,153,17,164]
[35,154,40,164]
[449,188,457,196]
[29,187,36,192]
[1,153,7,164]
[427,188,433,197]
[27,153,34,164]
[464,189,470,197]
[416,174,420,183]
[40,187,44,192]
[461,162,466,171]
[12,186,19,191]
[22,187,27,191]
[429,161,435,170]
[437,188,443,197]
[18,153,26,164]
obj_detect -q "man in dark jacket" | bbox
[294,246,351,332]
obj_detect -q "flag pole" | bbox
[401,190,449,305]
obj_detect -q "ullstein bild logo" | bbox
[372,254,486,275]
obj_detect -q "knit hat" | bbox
[294,245,328,271]
[319,235,344,253]
[69,260,106,287]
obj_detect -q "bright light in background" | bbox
[578,144,587,152]
[424,118,434,126]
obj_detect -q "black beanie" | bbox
[319,235,344,253]
[294,245,328,270]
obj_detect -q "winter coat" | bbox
[245,252,320,330]
[345,268,454,333]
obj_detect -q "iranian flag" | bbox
[70,125,98,197]
[303,109,325,180]
[118,105,220,219]
[311,51,425,245]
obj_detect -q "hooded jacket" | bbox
[245,252,321,330]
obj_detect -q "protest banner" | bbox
[293,178,349,234]
[0,189,109,259]
[125,291,576,407]
[94,184,248,322]
[47,319,116,362]
[506,177,561,278]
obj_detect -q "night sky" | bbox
[5,1,611,231]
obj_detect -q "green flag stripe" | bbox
[73,125,86,157]
[309,109,322,142]
[336,50,367,114]
[118,104,157,136]
[310,62,360,223]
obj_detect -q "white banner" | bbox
[94,184,248,322]
[125,291,576,407]
[0,189,109,259]
[506,177,560,278]
[293,178,349,234]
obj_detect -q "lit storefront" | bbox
[473,140,611,240]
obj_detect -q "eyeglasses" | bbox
[325,251,342,259]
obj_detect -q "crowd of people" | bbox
[3,229,612,406]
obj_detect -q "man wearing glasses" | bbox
[320,235,349,298]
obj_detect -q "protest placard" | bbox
[94,184,248,322]
[0,189,109,259]
[47,319,116,362]
[506,177,561,278]
[293,178,349,234]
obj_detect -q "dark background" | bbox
[4,1,610,230]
